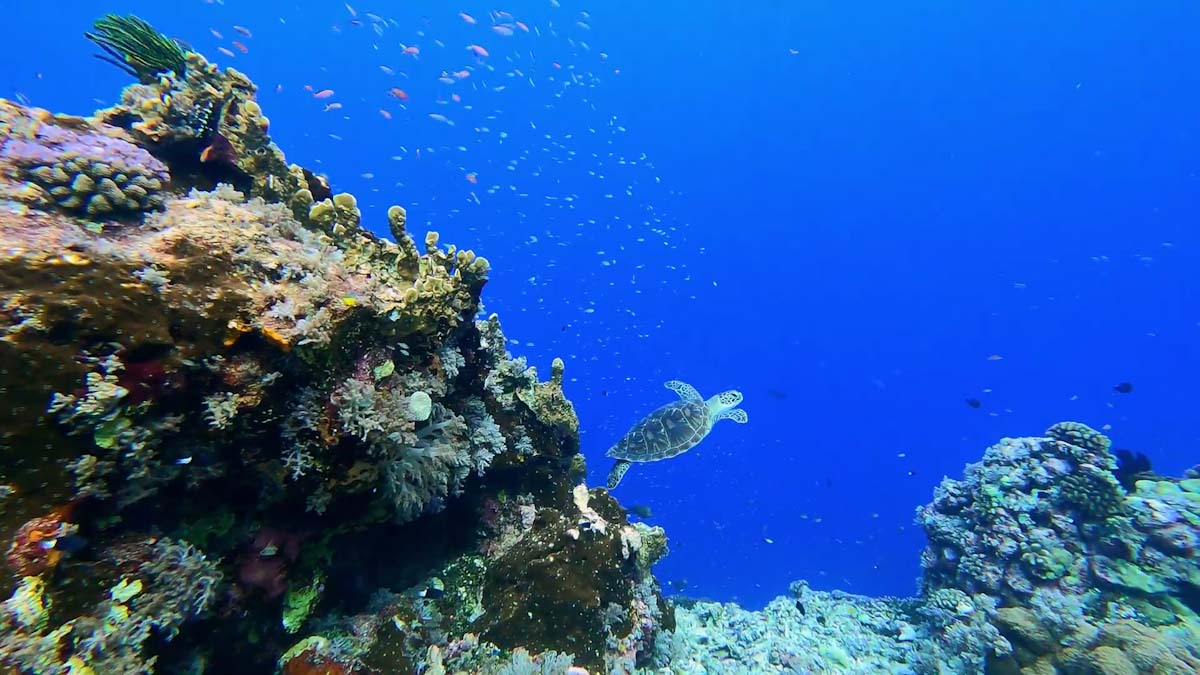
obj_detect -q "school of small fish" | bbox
[194,2,699,417]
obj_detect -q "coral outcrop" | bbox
[915,422,1200,674]
[654,423,1198,674]
[0,17,659,675]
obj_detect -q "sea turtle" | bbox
[606,380,748,489]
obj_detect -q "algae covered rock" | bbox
[480,487,653,671]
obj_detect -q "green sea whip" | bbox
[85,14,189,82]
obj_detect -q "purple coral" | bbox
[0,105,169,216]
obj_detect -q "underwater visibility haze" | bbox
[0,1,1198,673]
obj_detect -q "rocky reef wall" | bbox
[0,35,667,675]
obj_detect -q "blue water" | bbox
[6,0,1199,609]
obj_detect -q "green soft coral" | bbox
[282,573,325,633]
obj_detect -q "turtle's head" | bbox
[706,390,743,414]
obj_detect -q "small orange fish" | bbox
[453,69,470,79]
[465,172,478,184]
[232,40,249,54]
[403,45,420,56]
[467,44,489,57]
[388,87,409,100]
[232,25,252,38]
[379,109,392,119]
[304,84,314,92]
[218,47,236,58]
[451,93,461,103]
[313,89,335,99]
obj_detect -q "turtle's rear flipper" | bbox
[607,460,632,489]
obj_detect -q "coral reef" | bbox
[653,423,1198,674]
[3,16,1197,675]
[0,17,642,674]
[917,422,1200,618]
[912,422,1200,674]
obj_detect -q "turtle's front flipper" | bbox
[607,460,632,489]
[715,409,748,424]
[664,380,703,403]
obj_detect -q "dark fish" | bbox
[1113,382,1134,394]
[767,389,788,400]
[628,504,653,519]
[1114,448,1153,491]
[795,600,805,615]
[965,398,982,409]
[907,470,917,477]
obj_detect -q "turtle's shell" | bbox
[606,399,710,463]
